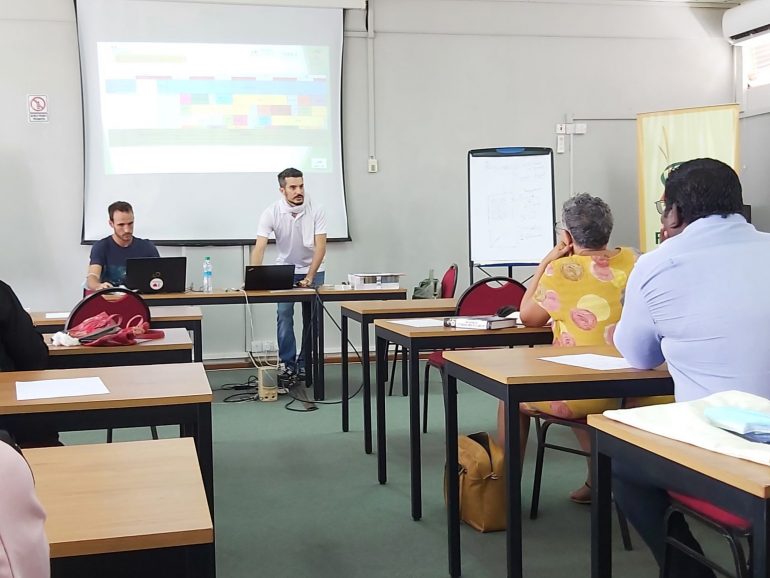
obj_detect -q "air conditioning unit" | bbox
[723,0,770,45]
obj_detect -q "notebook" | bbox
[124,257,187,294]
[244,264,295,291]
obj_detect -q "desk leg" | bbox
[189,403,215,517]
[362,321,372,454]
[302,301,314,396]
[504,391,523,578]
[376,334,387,484]
[409,345,422,521]
[192,320,203,363]
[444,372,461,577]
[753,501,770,578]
[341,315,349,433]
[317,297,325,401]
[591,436,613,578]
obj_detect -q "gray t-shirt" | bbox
[89,236,159,286]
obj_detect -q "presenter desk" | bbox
[27,438,214,578]
[0,363,214,511]
[45,327,192,369]
[442,346,673,578]
[141,288,407,399]
[32,306,204,362]
[589,414,770,578]
[338,298,457,436]
[373,320,554,521]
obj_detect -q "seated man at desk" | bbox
[86,201,159,291]
[251,168,327,386]
[614,158,770,578]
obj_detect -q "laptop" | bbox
[125,257,187,294]
[244,264,295,291]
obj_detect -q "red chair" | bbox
[65,288,155,442]
[388,264,459,394]
[421,276,526,432]
[662,491,751,578]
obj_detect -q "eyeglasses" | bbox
[654,200,667,215]
[554,221,567,235]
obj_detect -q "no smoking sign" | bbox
[28,94,49,123]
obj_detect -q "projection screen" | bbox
[76,0,348,243]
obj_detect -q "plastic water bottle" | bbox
[203,257,213,293]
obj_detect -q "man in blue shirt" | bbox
[86,201,159,290]
[613,158,770,578]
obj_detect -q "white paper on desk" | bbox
[390,318,445,328]
[16,377,109,401]
[44,312,69,319]
[538,354,632,371]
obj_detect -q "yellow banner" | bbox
[637,104,739,251]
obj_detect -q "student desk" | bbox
[442,346,673,578]
[373,320,553,521]
[26,438,214,578]
[45,327,192,369]
[32,306,205,362]
[589,414,770,578]
[0,363,214,512]
[338,299,457,437]
[141,288,407,399]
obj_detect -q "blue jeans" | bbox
[277,272,324,372]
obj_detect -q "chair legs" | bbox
[661,503,750,578]
[387,342,399,396]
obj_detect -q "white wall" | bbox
[1,0,756,360]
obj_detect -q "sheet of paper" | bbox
[16,377,110,401]
[538,354,633,371]
[44,312,70,319]
[390,318,445,328]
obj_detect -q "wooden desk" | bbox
[142,288,408,400]
[0,363,214,513]
[46,327,192,369]
[373,320,553,521]
[26,438,214,578]
[442,346,673,578]
[32,306,205,363]
[589,414,770,578]
[339,299,457,436]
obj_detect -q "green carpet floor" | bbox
[62,363,735,577]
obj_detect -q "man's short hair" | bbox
[108,201,133,221]
[562,193,614,249]
[663,158,743,223]
[277,168,303,188]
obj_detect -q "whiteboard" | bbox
[468,148,555,265]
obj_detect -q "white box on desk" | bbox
[347,273,404,290]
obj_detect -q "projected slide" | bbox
[97,42,332,174]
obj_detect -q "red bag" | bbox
[83,316,165,347]
[67,312,121,341]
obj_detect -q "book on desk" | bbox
[443,315,519,330]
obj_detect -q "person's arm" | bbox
[613,266,665,369]
[299,234,327,287]
[86,264,112,291]
[519,241,572,327]
[0,282,47,371]
[0,443,50,578]
[250,236,269,265]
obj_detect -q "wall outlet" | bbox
[574,123,588,134]
[555,123,566,134]
[251,340,262,352]
[367,157,378,173]
[263,340,277,352]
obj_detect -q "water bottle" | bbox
[203,257,213,293]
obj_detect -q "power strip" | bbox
[257,367,278,401]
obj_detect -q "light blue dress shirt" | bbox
[615,214,770,402]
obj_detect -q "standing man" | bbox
[86,201,159,290]
[251,168,327,386]
[613,158,770,578]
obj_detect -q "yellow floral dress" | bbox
[527,247,639,417]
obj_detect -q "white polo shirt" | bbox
[256,198,327,274]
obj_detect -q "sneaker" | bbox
[277,366,297,393]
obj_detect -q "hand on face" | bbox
[543,240,573,266]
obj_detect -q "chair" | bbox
[421,276,526,432]
[387,264,459,395]
[65,288,156,442]
[528,413,634,550]
[662,491,751,578]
